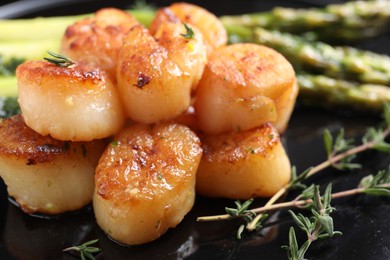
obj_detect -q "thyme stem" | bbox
[197,125,390,225]
[44,51,75,67]
[307,126,390,178]
[246,186,288,230]
[198,183,390,222]
[244,125,390,231]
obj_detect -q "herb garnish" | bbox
[63,239,101,260]
[44,51,75,68]
[198,103,390,259]
[181,23,195,39]
[225,198,265,239]
[282,184,342,260]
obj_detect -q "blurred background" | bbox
[0,0,346,19]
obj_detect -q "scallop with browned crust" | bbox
[93,123,202,245]
[17,60,125,141]
[116,22,206,123]
[150,2,227,56]
[194,43,297,135]
[196,123,291,199]
[60,8,140,78]
[0,115,106,215]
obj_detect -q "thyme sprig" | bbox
[282,184,342,260]
[198,103,390,234]
[63,239,101,260]
[323,128,360,170]
[44,51,75,68]
[199,169,390,259]
[225,198,268,239]
[199,168,390,220]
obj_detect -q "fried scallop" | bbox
[0,115,106,215]
[194,43,297,135]
[60,8,139,78]
[149,2,227,55]
[17,60,125,141]
[196,123,291,199]
[116,22,207,123]
[93,123,202,245]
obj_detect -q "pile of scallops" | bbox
[0,3,297,245]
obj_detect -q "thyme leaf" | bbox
[225,198,261,239]
[44,51,75,68]
[181,23,195,39]
[282,184,342,260]
[63,239,101,260]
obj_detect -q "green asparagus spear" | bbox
[0,15,88,42]
[253,28,390,85]
[0,76,17,96]
[297,74,390,113]
[221,0,390,43]
[1,1,389,43]
[0,10,155,42]
[0,39,60,61]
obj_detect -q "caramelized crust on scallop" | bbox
[95,123,201,201]
[17,61,104,89]
[93,123,202,245]
[116,22,206,123]
[0,115,106,214]
[205,44,295,100]
[60,8,139,78]
[196,123,291,199]
[201,123,280,163]
[17,60,124,141]
[194,43,296,135]
[150,2,227,55]
[0,115,69,164]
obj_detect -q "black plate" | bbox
[1,1,390,259]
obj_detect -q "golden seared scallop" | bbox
[150,2,227,55]
[0,115,106,215]
[116,22,207,123]
[17,60,125,141]
[196,123,291,199]
[60,8,139,78]
[194,43,297,135]
[93,123,202,245]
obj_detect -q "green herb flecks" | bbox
[181,23,195,39]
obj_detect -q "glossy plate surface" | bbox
[0,1,389,259]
